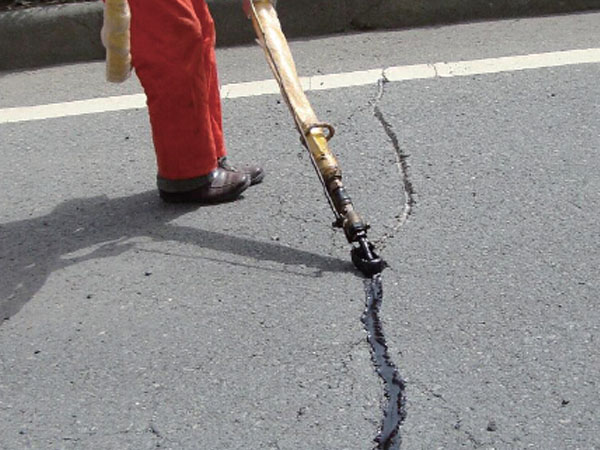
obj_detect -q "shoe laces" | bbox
[218,157,238,172]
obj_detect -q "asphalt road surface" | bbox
[1,11,599,450]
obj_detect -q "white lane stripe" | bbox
[0,94,146,124]
[1,48,599,124]
[434,48,600,77]
[384,63,437,82]
[221,79,280,98]
[308,68,384,91]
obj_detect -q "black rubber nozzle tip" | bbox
[351,239,385,277]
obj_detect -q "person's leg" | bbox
[129,0,243,196]
[191,0,227,160]
[192,0,265,185]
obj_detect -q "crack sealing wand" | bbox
[245,0,384,276]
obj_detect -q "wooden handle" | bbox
[250,1,319,134]
[104,0,131,83]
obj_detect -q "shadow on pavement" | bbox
[0,190,350,323]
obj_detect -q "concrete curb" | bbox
[0,2,104,71]
[1,0,600,72]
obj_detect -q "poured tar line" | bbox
[1,48,599,124]
[363,275,406,449]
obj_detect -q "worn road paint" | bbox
[2,48,599,124]
[362,274,407,449]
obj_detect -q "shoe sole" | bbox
[159,178,251,204]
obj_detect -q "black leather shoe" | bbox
[159,168,250,204]
[218,157,264,185]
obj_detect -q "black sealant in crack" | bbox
[362,274,407,449]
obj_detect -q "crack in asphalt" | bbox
[413,380,485,447]
[362,274,407,449]
[148,423,166,448]
[357,72,416,449]
[371,74,416,251]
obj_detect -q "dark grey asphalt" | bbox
[1,12,599,449]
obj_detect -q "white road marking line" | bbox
[221,79,280,98]
[308,68,384,91]
[434,48,600,77]
[0,94,147,124]
[384,64,436,82]
[1,48,599,124]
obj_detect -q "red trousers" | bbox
[128,0,226,187]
